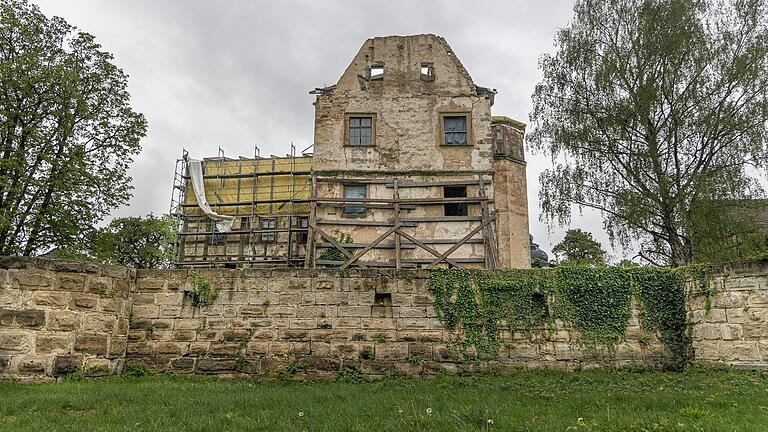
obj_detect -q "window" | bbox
[260,218,276,243]
[420,63,435,81]
[343,184,366,215]
[443,186,468,216]
[443,116,468,145]
[348,116,373,146]
[210,221,225,244]
[297,217,309,243]
[369,65,384,79]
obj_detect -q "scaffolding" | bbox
[171,145,312,268]
[171,144,499,270]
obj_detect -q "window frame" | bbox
[344,113,377,147]
[420,63,435,81]
[438,112,473,147]
[368,62,385,80]
[260,217,277,243]
[342,184,367,216]
[297,216,309,244]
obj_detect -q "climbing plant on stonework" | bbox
[428,266,691,366]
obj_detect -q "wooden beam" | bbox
[396,229,462,269]
[310,222,366,268]
[394,180,401,270]
[426,219,493,269]
[339,225,398,269]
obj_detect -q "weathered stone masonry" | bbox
[3,256,768,381]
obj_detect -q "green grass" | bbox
[1,369,767,431]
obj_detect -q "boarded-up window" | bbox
[343,185,366,215]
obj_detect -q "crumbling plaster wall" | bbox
[312,34,494,173]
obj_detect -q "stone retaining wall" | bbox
[4,257,768,381]
[0,257,132,382]
[689,260,768,368]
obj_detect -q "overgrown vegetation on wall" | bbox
[428,266,692,368]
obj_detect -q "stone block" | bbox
[156,293,183,305]
[251,329,274,340]
[82,315,116,333]
[748,291,768,307]
[247,341,269,354]
[108,337,127,359]
[189,342,210,356]
[338,306,370,317]
[296,306,326,318]
[0,331,32,353]
[398,318,429,329]
[279,329,309,341]
[136,277,165,291]
[742,323,768,340]
[375,342,408,360]
[400,307,427,318]
[722,324,743,341]
[289,319,317,329]
[132,305,159,319]
[52,354,83,376]
[13,270,53,290]
[704,308,727,323]
[693,340,719,360]
[16,355,48,375]
[74,334,108,355]
[329,342,358,358]
[290,342,311,355]
[210,342,241,356]
[171,357,196,372]
[0,289,20,306]
[719,341,760,361]
[692,324,721,341]
[266,306,296,318]
[315,292,351,305]
[408,343,432,359]
[30,291,69,307]
[156,342,186,356]
[55,273,85,292]
[47,310,78,331]
[713,291,748,309]
[196,359,236,373]
[239,305,267,317]
[0,308,45,329]
[72,293,99,309]
[36,334,71,354]
[85,358,113,377]
[313,278,337,290]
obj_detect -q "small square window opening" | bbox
[369,65,384,79]
[420,63,434,80]
[443,186,468,216]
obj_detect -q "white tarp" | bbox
[187,158,235,232]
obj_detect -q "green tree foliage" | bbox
[0,0,147,256]
[552,229,608,266]
[88,214,176,269]
[529,0,768,266]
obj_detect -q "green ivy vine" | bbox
[428,266,693,367]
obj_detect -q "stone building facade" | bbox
[173,34,530,269]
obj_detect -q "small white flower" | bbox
[426,408,432,415]
[487,419,494,425]
[298,412,304,417]
[398,408,403,414]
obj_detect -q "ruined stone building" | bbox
[171,34,530,269]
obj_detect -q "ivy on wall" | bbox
[428,266,692,367]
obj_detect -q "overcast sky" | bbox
[33,0,625,260]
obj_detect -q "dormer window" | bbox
[369,64,384,80]
[420,63,435,81]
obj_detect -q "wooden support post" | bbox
[394,180,401,269]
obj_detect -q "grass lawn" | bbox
[1,369,767,431]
